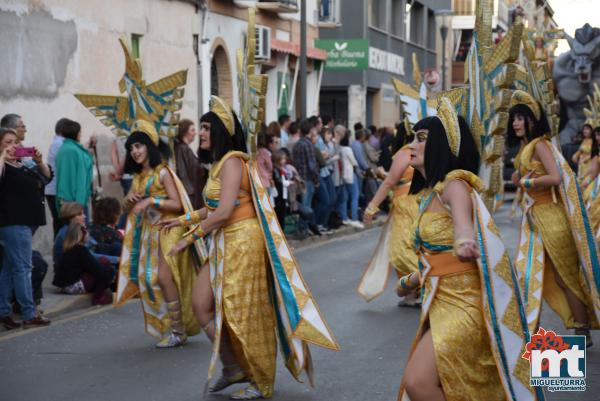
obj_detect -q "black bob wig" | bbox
[506,103,551,148]
[197,111,247,164]
[123,131,172,175]
[409,115,480,194]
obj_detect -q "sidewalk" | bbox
[1,216,386,332]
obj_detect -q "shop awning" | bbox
[270,38,327,61]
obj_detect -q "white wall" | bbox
[0,0,199,255]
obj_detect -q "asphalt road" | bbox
[1,206,599,401]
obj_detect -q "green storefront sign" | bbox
[314,39,369,71]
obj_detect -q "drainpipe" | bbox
[197,2,209,118]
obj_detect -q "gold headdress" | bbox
[131,119,159,146]
[436,97,461,157]
[209,95,235,137]
[509,90,541,121]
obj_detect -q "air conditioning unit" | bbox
[255,25,271,61]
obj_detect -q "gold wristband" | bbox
[365,203,380,216]
[178,210,201,226]
[185,225,206,244]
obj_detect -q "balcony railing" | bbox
[318,0,340,26]
[256,0,299,13]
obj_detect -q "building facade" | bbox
[0,0,203,252]
[202,0,326,123]
[317,0,451,128]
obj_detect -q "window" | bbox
[131,34,142,59]
[193,34,199,64]
[409,2,424,46]
[369,0,387,31]
[391,0,403,37]
[427,10,436,49]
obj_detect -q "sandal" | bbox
[155,332,187,348]
[209,371,249,393]
[230,384,264,400]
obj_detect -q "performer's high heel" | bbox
[229,384,264,400]
[155,300,187,348]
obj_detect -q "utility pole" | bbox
[300,0,307,119]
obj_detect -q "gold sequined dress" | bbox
[583,156,600,236]
[398,170,535,401]
[115,164,200,338]
[389,147,419,276]
[515,138,598,329]
[203,151,277,397]
[575,138,593,178]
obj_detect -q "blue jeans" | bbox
[315,175,336,226]
[298,180,317,231]
[338,174,360,221]
[0,226,36,320]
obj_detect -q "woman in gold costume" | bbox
[114,120,200,348]
[572,123,594,179]
[358,120,420,304]
[160,97,338,400]
[397,99,536,401]
[583,127,600,235]
[509,90,599,344]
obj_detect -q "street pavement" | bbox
[1,203,599,401]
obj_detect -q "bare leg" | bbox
[157,251,179,302]
[402,329,446,401]
[549,256,589,326]
[192,263,215,331]
[191,264,244,380]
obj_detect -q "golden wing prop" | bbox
[75,37,186,142]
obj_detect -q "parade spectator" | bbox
[278,114,291,148]
[267,121,281,139]
[378,126,395,171]
[0,114,26,142]
[89,197,123,257]
[52,223,114,305]
[45,118,67,237]
[272,150,290,226]
[314,127,338,232]
[309,115,325,148]
[368,125,377,143]
[331,124,346,227]
[292,119,321,235]
[285,121,301,154]
[0,127,51,329]
[110,136,133,197]
[353,122,364,134]
[257,133,277,201]
[174,119,206,209]
[322,114,334,130]
[363,129,382,204]
[30,251,48,307]
[338,130,363,228]
[54,202,120,266]
[55,118,94,215]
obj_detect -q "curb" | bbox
[4,217,386,328]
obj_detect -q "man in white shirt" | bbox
[45,118,67,237]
